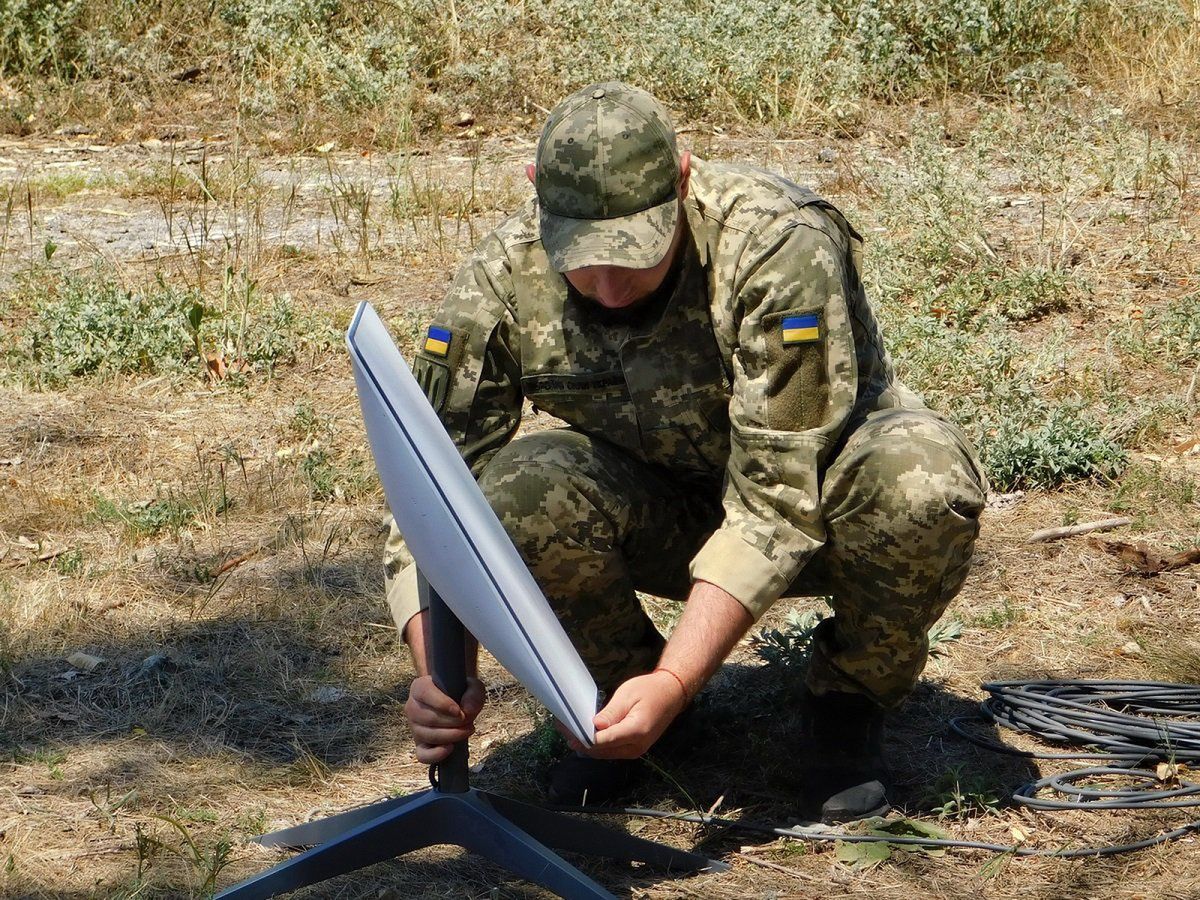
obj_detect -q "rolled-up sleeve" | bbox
[690,221,858,620]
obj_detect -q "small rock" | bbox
[66,652,104,672]
[306,686,349,704]
[817,147,838,163]
[171,66,205,83]
[986,490,1026,512]
[136,653,173,677]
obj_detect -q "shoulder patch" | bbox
[781,313,820,344]
[424,326,452,357]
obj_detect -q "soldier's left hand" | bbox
[573,671,689,760]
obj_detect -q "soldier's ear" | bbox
[525,163,536,185]
[678,151,692,200]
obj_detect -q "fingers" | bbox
[405,675,487,765]
[593,686,637,733]
[459,677,487,718]
[410,676,466,720]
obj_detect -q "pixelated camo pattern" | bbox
[384,159,973,655]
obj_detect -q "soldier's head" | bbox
[526,82,691,311]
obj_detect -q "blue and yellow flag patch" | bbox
[424,326,452,357]
[781,314,820,344]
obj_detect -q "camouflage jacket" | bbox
[404,158,921,621]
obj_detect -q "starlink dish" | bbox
[346,301,597,746]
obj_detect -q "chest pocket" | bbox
[622,343,731,477]
[521,370,644,456]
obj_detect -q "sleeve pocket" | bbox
[761,307,829,431]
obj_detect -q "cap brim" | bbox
[540,195,678,272]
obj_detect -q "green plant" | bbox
[974,596,1023,629]
[87,783,139,833]
[751,608,826,676]
[53,548,84,575]
[91,493,196,539]
[14,271,199,386]
[926,766,1003,820]
[141,814,233,893]
[981,405,1127,491]
[7,268,331,387]
[298,447,374,502]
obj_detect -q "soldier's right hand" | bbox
[404,675,486,764]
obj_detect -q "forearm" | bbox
[657,579,754,702]
[403,610,479,680]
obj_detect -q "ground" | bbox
[1,87,1199,899]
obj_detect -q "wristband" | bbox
[653,666,690,705]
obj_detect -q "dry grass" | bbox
[2,18,1200,898]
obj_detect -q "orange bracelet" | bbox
[653,666,690,705]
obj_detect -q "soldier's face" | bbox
[561,216,684,311]
[526,152,692,312]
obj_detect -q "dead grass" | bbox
[1,52,1200,900]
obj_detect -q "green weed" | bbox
[13,745,67,779]
[296,445,375,503]
[53,548,84,576]
[12,271,199,386]
[91,493,196,539]
[973,596,1023,629]
[926,766,1003,820]
[981,404,1126,491]
[5,268,331,387]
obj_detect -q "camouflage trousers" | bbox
[385,407,986,706]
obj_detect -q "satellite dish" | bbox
[346,302,598,746]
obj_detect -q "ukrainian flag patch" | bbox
[781,314,820,344]
[424,326,452,357]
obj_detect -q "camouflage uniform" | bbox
[384,87,986,707]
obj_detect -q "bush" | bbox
[1,0,1113,129]
[7,269,330,387]
[17,273,197,384]
[980,405,1127,491]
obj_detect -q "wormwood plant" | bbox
[7,269,329,387]
[752,609,964,685]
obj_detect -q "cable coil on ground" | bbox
[571,679,1200,858]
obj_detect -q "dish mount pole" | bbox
[215,573,725,900]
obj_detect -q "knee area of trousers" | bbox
[845,441,984,532]
[477,439,615,550]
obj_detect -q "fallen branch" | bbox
[211,545,262,578]
[1090,539,1200,575]
[734,851,820,883]
[1027,517,1132,543]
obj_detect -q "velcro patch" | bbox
[424,326,452,357]
[781,313,820,344]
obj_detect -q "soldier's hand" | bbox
[578,671,688,760]
[404,675,486,764]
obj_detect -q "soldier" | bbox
[388,82,986,823]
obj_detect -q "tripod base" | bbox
[216,788,727,899]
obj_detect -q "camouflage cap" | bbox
[535,82,681,272]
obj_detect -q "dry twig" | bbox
[1027,517,1132,543]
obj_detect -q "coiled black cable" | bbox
[951,680,1200,813]
[563,679,1200,858]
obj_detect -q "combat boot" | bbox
[546,702,694,806]
[798,687,890,823]
[546,753,641,806]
